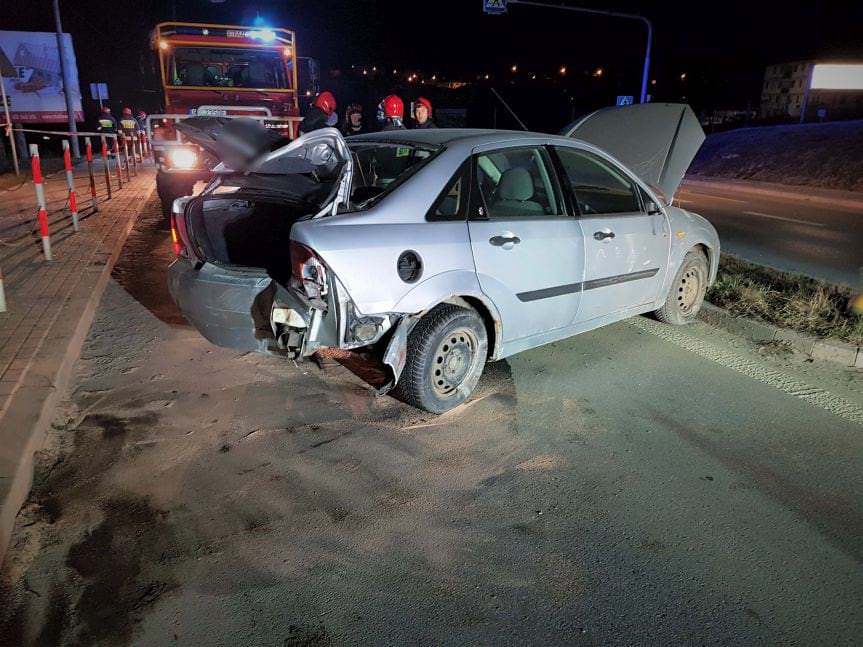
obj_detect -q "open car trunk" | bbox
[175,122,352,275]
[169,124,352,353]
[184,193,312,283]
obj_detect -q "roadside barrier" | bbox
[112,136,124,188]
[62,140,80,232]
[85,137,98,212]
[0,128,151,312]
[29,144,52,261]
[100,136,113,199]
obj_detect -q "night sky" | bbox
[6,1,863,131]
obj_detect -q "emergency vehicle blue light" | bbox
[257,28,276,42]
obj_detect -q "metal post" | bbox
[0,72,19,175]
[0,267,6,312]
[507,1,653,103]
[85,137,98,211]
[30,144,52,261]
[62,140,79,231]
[121,134,131,181]
[112,136,123,188]
[100,135,112,199]
[799,64,814,124]
[52,0,81,159]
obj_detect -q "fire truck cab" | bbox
[149,22,303,216]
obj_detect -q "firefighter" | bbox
[96,105,117,135]
[298,90,337,136]
[412,96,437,129]
[119,107,139,136]
[135,109,148,131]
[377,94,405,131]
[342,103,366,136]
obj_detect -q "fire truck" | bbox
[148,22,304,216]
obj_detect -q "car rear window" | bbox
[347,142,439,209]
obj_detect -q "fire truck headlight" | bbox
[169,148,198,169]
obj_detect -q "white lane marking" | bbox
[628,317,863,427]
[678,191,749,204]
[742,210,826,228]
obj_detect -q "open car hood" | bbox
[561,103,705,202]
[176,118,352,216]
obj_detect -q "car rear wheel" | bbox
[394,304,488,414]
[654,249,709,325]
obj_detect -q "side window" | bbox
[428,162,468,221]
[554,147,642,215]
[475,147,562,219]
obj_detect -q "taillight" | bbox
[169,210,185,257]
[290,241,328,299]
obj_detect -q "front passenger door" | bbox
[554,146,670,323]
[467,146,585,345]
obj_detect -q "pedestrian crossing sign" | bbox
[483,0,508,15]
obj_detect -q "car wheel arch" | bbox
[442,295,500,362]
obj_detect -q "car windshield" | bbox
[166,46,291,89]
[347,142,439,209]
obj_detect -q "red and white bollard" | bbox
[62,140,80,231]
[112,136,124,189]
[0,267,6,313]
[139,131,148,160]
[29,144,52,261]
[85,137,98,212]
[121,134,132,181]
[100,135,113,199]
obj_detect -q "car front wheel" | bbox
[394,304,488,414]
[654,249,709,325]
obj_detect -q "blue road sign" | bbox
[616,95,634,106]
[483,0,508,15]
[89,83,109,101]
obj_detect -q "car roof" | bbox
[345,128,587,151]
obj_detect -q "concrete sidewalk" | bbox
[0,163,156,560]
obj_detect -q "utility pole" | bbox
[53,0,81,159]
[506,1,653,104]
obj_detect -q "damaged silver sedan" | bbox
[168,104,720,413]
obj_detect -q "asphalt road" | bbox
[1,198,862,646]
[676,181,863,287]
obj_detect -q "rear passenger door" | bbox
[467,145,586,345]
[553,145,670,323]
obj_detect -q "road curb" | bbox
[681,177,863,212]
[0,184,155,563]
[698,302,861,368]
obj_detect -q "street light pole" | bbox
[52,0,81,159]
[507,0,653,103]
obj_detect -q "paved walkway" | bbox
[0,159,156,559]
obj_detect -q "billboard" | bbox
[810,64,863,91]
[0,30,83,123]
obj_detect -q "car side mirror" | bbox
[646,200,663,215]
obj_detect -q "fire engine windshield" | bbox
[166,47,291,89]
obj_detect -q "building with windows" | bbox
[761,60,863,121]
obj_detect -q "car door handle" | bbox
[593,230,616,241]
[489,234,521,248]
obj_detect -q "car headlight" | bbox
[169,148,198,169]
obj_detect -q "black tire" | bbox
[393,304,488,414]
[654,249,709,325]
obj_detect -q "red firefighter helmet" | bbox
[381,94,404,119]
[313,91,337,116]
[122,106,133,116]
[101,105,111,113]
[414,96,432,114]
